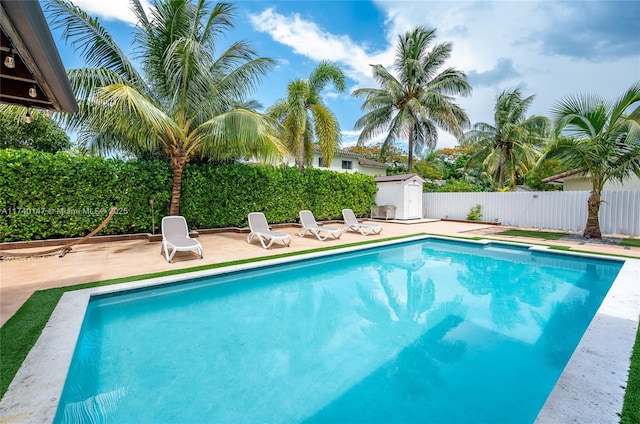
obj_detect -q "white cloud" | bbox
[373,1,639,142]
[250,1,639,151]
[248,4,486,150]
[249,8,392,88]
[341,129,392,149]
[70,0,153,25]
[341,130,361,147]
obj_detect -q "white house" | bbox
[373,173,425,220]
[562,175,640,191]
[285,146,388,177]
[543,169,640,191]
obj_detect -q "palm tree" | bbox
[353,26,471,172]
[462,89,549,189]
[540,82,640,238]
[47,0,285,215]
[268,61,346,172]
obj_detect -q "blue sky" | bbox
[46,0,640,151]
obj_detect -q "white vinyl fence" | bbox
[423,191,640,236]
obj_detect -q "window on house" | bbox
[342,160,353,170]
[318,158,328,168]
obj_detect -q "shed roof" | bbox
[374,173,425,183]
[0,0,77,112]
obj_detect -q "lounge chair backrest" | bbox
[342,209,358,225]
[248,212,270,233]
[299,210,318,228]
[162,216,190,240]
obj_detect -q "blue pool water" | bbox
[54,239,623,423]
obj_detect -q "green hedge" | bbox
[0,149,377,242]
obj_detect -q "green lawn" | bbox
[1,233,638,423]
[496,229,568,240]
[621,238,640,248]
[621,325,640,424]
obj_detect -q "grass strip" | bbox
[496,229,568,240]
[621,325,640,424]
[621,238,640,248]
[548,245,572,251]
[0,233,419,399]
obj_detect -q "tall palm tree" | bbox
[47,0,285,215]
[353,26,471,172]
[268,61,346,172]
[462,89,549,189]
[540,81,640,238]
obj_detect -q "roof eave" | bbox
[0,0,77,112]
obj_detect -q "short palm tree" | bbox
[47,0,284,215]
[540,81,640,238]
[268,61,346,172]
[462,89,549,189]
[353,26,471,172]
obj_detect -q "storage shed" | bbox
[373,173,425,220]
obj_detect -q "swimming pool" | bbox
[51,238,623,423]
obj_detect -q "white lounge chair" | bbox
[160,216,203,262]
[247,212,292,249]
[298,210,342,241]
[342,208,383,235]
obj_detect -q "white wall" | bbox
[423,191,640,236]
[564,175,640,191]
[376,181,423,219]
[375,182,402,218]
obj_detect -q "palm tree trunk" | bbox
[169,150,188,216]
[297,134,305,173]
[583,189,602,239]
[497,146,507,188]
[408,126,414,173]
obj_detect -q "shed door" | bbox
[407,184,422,219]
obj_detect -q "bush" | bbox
[436,179,485,192]
[466,204,483,221]
[0,149,377,242]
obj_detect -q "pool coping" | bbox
[0,235,638,423]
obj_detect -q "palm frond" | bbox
[198,109,286,162]
[308,60,347,94]
[199,2,235,50]
[427,68,472,97]
[96,84,178,137]
[608,81,640,128]
[551,93,607,139]
[216,56,277,103]
[420,42,453,83]
[310,103,341,164]
[46,0,145,92]
[163,37,214,113]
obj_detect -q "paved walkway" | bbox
[1,220,638,326]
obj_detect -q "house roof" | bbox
[0,0,77,112]
[356,156,388,169]
[541,168,583,183]
[374,173,425,183]
[312,145,388,169]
